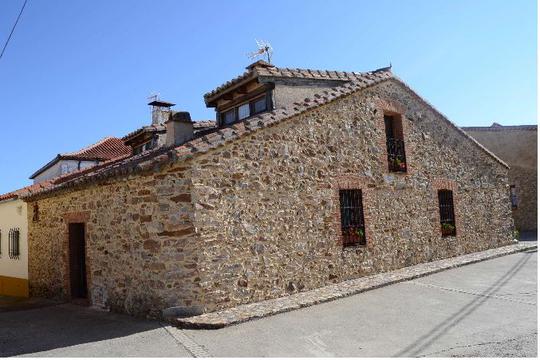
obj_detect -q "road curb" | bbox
[172,242,537,329]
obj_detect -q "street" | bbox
[0,249,536,357]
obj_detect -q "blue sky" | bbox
[0,0,536,193]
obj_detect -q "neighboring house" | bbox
[0,183,50,297]
[30,137,132,184]
[463,123,537,234]
[22,61,513,318]
[0,193,28,297]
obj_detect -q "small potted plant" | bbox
[345,227,365,245]
[441,222,456,236]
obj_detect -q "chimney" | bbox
[148,99,176,125]
[166,111,193,146]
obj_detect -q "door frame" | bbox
[62,212,91,303]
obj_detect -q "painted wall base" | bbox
[0,275,29,297]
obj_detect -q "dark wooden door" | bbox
[68,223,87,299]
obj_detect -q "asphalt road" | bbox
[1,248,536,357]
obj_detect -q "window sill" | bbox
[342,244,368,251]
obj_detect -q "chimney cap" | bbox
[246,59,275,70]
[166,111,192,123]
[148,100,176,107]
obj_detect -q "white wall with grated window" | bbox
[0,198,28,280]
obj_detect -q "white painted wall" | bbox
[33,159,99,184]
[0,198,28,279]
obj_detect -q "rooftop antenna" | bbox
[247,39,273,63]
[147,92,160,103]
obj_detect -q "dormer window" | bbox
[219,93,271,126]
[222,109,235,125]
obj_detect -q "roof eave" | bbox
[204,73,259,107]
[29,154,62,179]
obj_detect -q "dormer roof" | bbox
[203,60,392,105]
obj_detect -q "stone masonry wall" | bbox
[27,165,202,317]
[190,79,514,313]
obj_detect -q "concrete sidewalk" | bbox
[174,242,537,329]
[184,249,537,357]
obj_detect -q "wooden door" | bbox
[68,223,87,299]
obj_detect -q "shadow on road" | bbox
[394,252,534,357]
[0,304,162,357]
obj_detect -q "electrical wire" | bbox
[0,0,29,61]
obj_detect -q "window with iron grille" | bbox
[384,115,407,172]
[510,185,518,209]
[9,228,20,259]
[438,190,456,237]
[339,189,366,247]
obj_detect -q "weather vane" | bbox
[247,39,273,63]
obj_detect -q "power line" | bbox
[0,0,29,61]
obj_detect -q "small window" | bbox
[438,190,456,237]
[0,229,2,256]
[339,189,366,247]
[238,103,250,120]
[222,109,236,125]
[9,228,20,259]
[384,115,407,172]
[510,185,518,209]
[252,96,267,114]
[61,163,70,174]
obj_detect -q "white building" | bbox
[0,192,28,297]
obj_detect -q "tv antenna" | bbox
[147,92,160,103]
[247,39,273,63]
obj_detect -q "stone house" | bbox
[463,123,537,234]
[22,61,514,318]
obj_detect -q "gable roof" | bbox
[29,137,132,179]
[22,66,507,200]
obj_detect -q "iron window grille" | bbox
[510,185,518,209]
[384,115,407,172]
[438,190,456,237]
[339,189,366,247]
[8,228,20,259]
